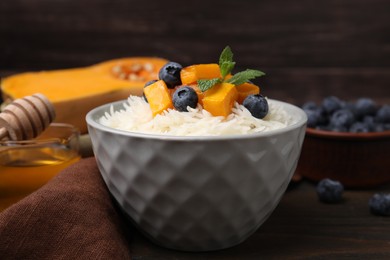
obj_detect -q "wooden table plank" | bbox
[126,182,390,259]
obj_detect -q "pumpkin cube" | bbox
[236,82,260,103]
[202,83,238,117]
[180,64,222,84]
[144,80,173,116]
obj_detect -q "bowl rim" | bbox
[305,127,390,140]
[85,99,307,141]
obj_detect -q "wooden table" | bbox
[125,180,390,259]
[1,168,389,258]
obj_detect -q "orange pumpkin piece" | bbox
[143,80,174,116]
[236,82,260,103]
[180,64,222,85]
[202,82,238,117]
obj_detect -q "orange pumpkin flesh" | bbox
[180,64,221,85]
[1,57,168,133]
[236,82,260,103]
[144,80,174,116]
[202,83,238,117]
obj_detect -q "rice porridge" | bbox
[99,96,294,136]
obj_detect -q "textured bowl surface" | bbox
[86,99,307,252]
[296,128,390,188]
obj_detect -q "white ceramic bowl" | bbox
[86,99,307,252]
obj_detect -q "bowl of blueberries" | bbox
[296,96,390,188]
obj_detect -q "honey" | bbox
[0,145,80,211]
[0,123,80,211]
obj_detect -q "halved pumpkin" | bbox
[1,57,168,133]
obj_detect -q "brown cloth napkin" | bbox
[0,157,132,260]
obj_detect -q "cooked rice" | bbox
[99,96,294,136]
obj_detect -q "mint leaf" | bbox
[219,46,235,78]
[219,46,233,65]
[198,78,222,92]
[220,61,235,79]
[227,69,266,86]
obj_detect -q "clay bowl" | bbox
[296,127,390,188]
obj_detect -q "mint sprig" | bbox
[198,78,222,92]
[227,69,266,85]
[197,46,265,92]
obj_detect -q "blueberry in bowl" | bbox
[172,86,198,112]
[158,61,183,88]
[296,96,390,188]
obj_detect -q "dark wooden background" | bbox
[1,0,389,105]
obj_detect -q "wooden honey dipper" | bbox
[0,93,56,141]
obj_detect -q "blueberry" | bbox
[369,193,390,216]
[349,122,370,133]
[316,125,332,131]
[243,94,269,119]
[375,123,390,132]
[303,104,328,127]
[375,105,390,123]
[329,109,355,130]
[305,109,327,128]
[142,79,158,103]
[316,178,344,203]
[362,116,376,131]
[158,62,182,88]
[354,98,377,119]
[302,101,318,111]
[172,86,198,112]
[305,110,320,128]
[321,96,345,114]
[374,124,385,132]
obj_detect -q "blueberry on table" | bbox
[143,79,158,103]
[172,86,198,112]
[369,193,390,216]
[159,62,183,88]
[316,178,344,203]
[243,94,269,119]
